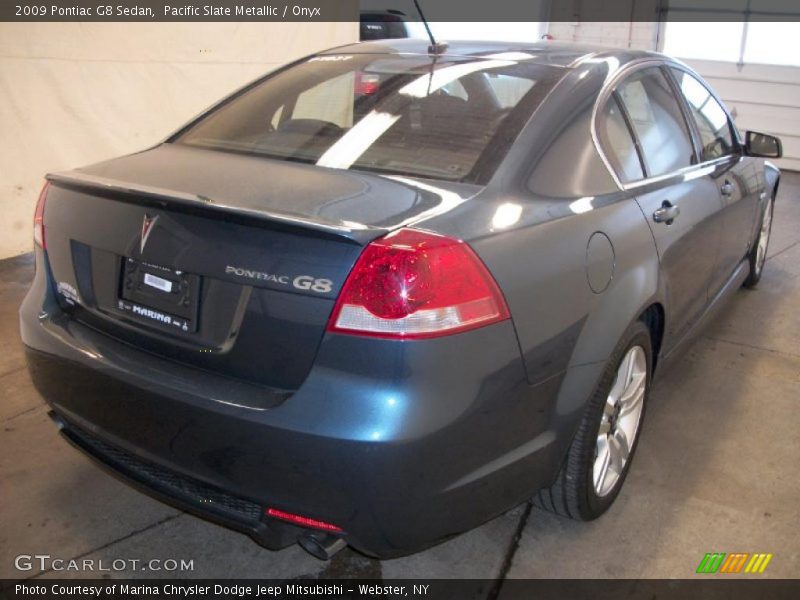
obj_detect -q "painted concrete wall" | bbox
[0,22,358,258]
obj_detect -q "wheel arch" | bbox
[639,303,665,374]
[764,161,780,199]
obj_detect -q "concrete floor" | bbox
[2,173,799,583]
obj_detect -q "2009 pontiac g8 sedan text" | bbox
[20,40,782,559]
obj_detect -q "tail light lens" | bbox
[33,181,50,249]
[327,228,510,339]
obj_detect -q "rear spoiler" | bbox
[46,171,382,245]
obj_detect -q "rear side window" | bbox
[670,68,735,160]
[597,96,644,183]
[292,72,355,128]
[485,74,536,109]
[174,54,563,184]
[439,79,469,100]
[615,67,695,177]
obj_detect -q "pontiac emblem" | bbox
[140,214,159,254]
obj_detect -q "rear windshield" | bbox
[173,53,563,184]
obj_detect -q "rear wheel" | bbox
[534,320,651,520]
[744,197,774,289]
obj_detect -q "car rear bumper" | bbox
[20,252,563,557]
[46,404,305,550]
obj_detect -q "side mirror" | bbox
[745,130,782,158]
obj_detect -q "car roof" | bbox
[319,39,663,70]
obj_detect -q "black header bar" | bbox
[3,579,800,600]
[3,0,800,22]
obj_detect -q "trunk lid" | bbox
[43,144,479,391]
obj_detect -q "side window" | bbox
[440,80,468,101]
[670,68,735,160]
[485,73,535,109]
[597,96,644,183]
[615,67,695,177]
[270,105,284,130]
[292,72,355,128]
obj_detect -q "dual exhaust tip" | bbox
[298,532,348,560]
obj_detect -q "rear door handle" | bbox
[721,180,734,197]
[653,200,680,225]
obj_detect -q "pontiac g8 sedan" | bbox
[21,40,781,559]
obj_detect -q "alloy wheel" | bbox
[593,345,647,497]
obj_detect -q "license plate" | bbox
[143,272,173,293]
[119,258,200,333]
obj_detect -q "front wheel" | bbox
[744,197,774,289]
[534,320,652,520]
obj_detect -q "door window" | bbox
[615,68,696,177]
[670,68,735,160]
[597,96,644,183]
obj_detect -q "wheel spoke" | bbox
[757,202,772,270]
[622,351,636,388]
[608,368,626,404]
[608,430,628,474]
[618,372,646,415]
[612,428,630,461]
[594,442,611,492]
[603,400,616,418]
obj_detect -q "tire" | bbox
[743,196,775,289]
[533,320,652,520]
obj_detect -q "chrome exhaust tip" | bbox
[47,410,65,430]
[298,532,347,560]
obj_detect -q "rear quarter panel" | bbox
[416,186,661,468]
[425,63,661,377]
[413,62,664,462]
[460,194,659,381]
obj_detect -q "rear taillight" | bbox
[266,507,343,533]
[327,228,510,339]
[33,181,50,249]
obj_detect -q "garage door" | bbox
[661,16,800,172]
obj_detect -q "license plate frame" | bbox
[118,257,200,333]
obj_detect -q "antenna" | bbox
[412,0,448,55]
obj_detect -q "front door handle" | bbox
[721,180,734,197]
[653,200,680,225]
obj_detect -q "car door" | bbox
[596,65,724,349]
[668,67,761,296]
